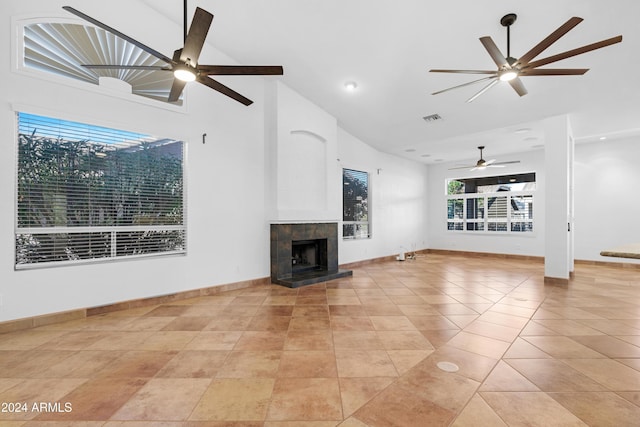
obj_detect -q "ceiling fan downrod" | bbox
[183,0,188,43]
[501,13,517,64]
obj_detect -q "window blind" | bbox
[343,168,370,239]
[15,112,185,268]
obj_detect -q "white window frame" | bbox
[14,111,187,269]
[446,191,534,234]
[342,168,371,240]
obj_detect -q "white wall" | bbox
[427,149,546,257]
[1,0,270,321]
[1,0,434,322]
[337,128,429,264]
[574,136,640,264]
[265,81,340,222]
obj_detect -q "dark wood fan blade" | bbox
[181,7,213,67]
[81,65,171,70]
[197,75,253,106]
[466,79,499,103]
[197,65,284,75]
[479,37,509,68]
[524,36,622,69]
[432,76,496,95]
[62,6,172,63]
[429,69,497,75]
[515,17,583,66]
[508,77,528,97]
[168,79,188,103]
[520,68,589,76]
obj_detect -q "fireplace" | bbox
[271,223,352,288]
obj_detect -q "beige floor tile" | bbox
[549,391,640,426]
[234,331,287,350]
[339,377,396,417]
[155,350,229,378]
[387,350,434,374]
[277,351,337,378]
[330,316,374,331]
[561,358,640,390]
[523,336,607,359]
[136,331,197,351]
[446,331,511,359]
[451,394,508,427]
[267,378,342,421]
[332,331,385,350]
[479,361,540,391]
[463,320,521,342]
[503,337,552,359]
[184,331,242,350]
[284,330,334,350]
[216,350,282,378]
[353,377,458,426]
[376,330,435,350]
[189,378,274,421]
[369,316,417,331]
[110,378,210,420]
[570,335,640,358]
[335,350,399,377]
[480,391,588,426]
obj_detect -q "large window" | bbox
[343,168,370,239]
[446,173,534,233]
[15,112,185,268]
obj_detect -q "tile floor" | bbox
[1,253,639,426]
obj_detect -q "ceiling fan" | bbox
[430,13,622,103]
[449,146,520,171]
[63,1,283,105]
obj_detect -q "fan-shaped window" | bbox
[21,21,180,104]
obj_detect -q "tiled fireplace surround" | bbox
[270,222,352,287]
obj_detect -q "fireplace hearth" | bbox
[270,223,352,288]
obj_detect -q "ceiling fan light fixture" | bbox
[499,70,518,81]
[174,66,197,82]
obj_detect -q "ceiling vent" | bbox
[423,113,443,123]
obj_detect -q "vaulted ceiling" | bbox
[65,0,640,164]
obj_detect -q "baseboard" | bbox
[0,277,270,335]
[574,259,640,270]
[425,248,544,262]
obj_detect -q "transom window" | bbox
[15,112,186,268]
[446,173,535,233]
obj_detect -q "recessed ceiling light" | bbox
[532,144,544,149]
[599,136,607,140]
[421,154,431,158]
[515,128,531,134]
[524,136,538,142]
[405,148,416,153]
[344,81,358,91]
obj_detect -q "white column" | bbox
[543,115,574,283]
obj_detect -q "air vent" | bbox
[423,113,443,123]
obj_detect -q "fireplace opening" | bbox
[292,239,327,273]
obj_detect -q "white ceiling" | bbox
[138,0,639,164]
